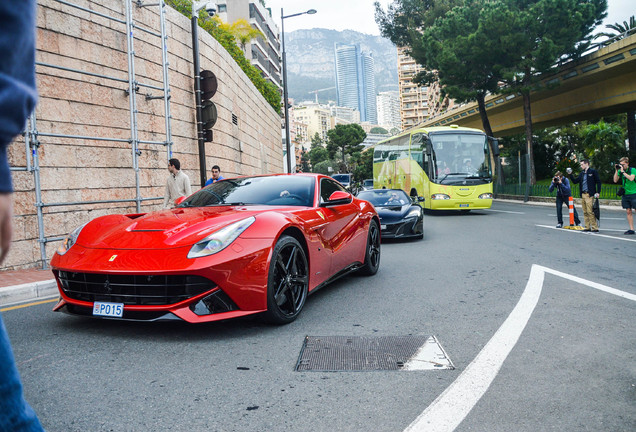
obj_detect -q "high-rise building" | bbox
[397,47,428,129]
[376,91,401,130]
[216,1,281,89]
[397,47,454,129]
[334,43,377,124]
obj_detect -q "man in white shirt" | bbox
[163,158,192,209]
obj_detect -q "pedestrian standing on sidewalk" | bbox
[162,158,192,209]
[549,171,580,228]
[613,156,636,235]
[568,159,601,232]
[204,164,224,186]
[0,1,46,430]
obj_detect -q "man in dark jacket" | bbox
[568,159,601,232]
[549,171,580,228]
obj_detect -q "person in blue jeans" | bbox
[0,1,45,430]
[549,171,580,228]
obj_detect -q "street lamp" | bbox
[191,1,217,187]
[281,8,316,173]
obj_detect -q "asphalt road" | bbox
[4,201,635,432]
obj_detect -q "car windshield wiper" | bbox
[206,202,251,206]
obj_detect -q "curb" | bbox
[0,280,58,307]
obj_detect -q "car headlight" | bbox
[431,194,451,200]
[57,223,88,256]
[187,216,255,259]
[406,208,421,219]
[479,193,493,199]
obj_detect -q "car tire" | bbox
[358,219,381,276]
[264,235,309,324]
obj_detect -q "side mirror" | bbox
[174,196,187,206]
[321,191,352,207]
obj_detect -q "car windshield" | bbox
[178,175,316,208]
[357,190,410,207]
[363,179,373,187]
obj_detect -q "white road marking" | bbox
[536,225,636,242]
[483,209,525,214]
[403,336,455,371]
[404,265,636,432]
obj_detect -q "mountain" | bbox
[285,28,398,105]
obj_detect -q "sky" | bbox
[263,0,634,36]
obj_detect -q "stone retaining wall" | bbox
[5,0,282,270]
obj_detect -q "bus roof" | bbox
[376,125,485,146]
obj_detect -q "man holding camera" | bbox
[613,157,636,235]
[549,171,580,228]
[567,159,601,232]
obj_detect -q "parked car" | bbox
[331,173,353,188]
[51,174,381,325]
[357,189,424,240]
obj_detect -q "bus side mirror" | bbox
[489,137,500,157]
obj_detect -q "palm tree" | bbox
[596,15,636,155]
[596,16,636,43]
[218,19,265,54]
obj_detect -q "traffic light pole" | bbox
[191,14,207,187]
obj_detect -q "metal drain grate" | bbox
[295,335,454,372]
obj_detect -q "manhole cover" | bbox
[295,335,454,372]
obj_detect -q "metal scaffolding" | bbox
[12,0,174,269]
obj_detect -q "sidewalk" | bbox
[0,267,57,306]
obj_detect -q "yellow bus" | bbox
[373,125,499,211]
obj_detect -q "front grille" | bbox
[56,271,216,305]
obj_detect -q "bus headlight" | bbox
[479,193,493,199]
[431,194,451,200]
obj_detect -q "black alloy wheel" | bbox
[359,219,381,275]
[264,235,309,324]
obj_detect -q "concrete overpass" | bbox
[421,33,636,136]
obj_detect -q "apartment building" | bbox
[217,0,281,89]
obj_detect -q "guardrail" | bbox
[495,183,623,200]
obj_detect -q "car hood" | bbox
[75,206,276,250]
[375,204,414,222]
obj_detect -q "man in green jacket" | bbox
[614,156,636,235]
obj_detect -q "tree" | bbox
[494,0,606,185]
[415,0,521,184]
[218,18,265,53]
[312,159,338,175]
[350,148,374,182]
[326,124,366,169]
[376,0,508,182]
[581,120,626,181]
[307,133,329,170]
[369,126,389,134]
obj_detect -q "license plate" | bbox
[459,204,469,208]
[381,225,387,230]
[93,302,124,318]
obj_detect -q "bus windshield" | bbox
[428,133,492,185]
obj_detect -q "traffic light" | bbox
[200,70,218,142]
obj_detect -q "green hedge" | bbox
[495,183,622,200]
